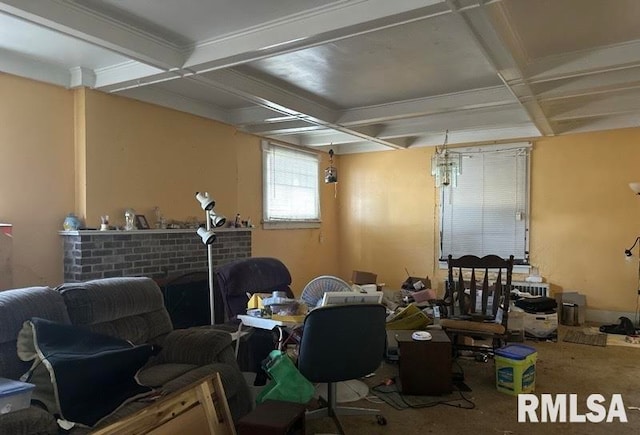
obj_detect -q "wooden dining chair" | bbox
[440,254,514,357]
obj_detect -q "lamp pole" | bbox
[206,209,217,325]
[195,192,220,325]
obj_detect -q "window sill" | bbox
[262,221,321,230]
[438,261,530,275]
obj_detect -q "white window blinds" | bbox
[439,143,530,263]
[262,141,320,222]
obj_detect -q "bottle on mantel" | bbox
[234,213,241,228]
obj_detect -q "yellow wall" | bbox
[0,73,75,286]
[3,71,640,314]
[0,74,338,292]
[530,130,640,312]
[337,129,640,313]
[79,89,339,293]
[336,148,437,289]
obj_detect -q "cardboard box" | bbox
[351,270,377,285]
[524,311,558,338]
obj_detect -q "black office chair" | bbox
[297,304,387,434]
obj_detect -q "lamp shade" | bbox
[209,212,226,228]
[629,182,640,195]
[195,192,216,210]
[197,227,217,245]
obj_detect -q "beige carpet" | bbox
[304,325,640,435]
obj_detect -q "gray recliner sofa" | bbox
[0,277,252,434]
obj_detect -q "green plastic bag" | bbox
[256,350,315,404]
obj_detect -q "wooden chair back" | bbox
[446,254,514,326]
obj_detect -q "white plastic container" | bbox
[524,311,558,338]
[0,378,35,414]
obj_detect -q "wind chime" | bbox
[324,149,338,197]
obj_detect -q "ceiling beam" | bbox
[375,104,532,137]
[192,70,338,122]
[190,70,407,150]
[546,89,640,121]
[553,113,640,135]
[529,67,640,101]
[94,61,165,89]
[451,0,555,135]
[407,126,540,148]
[524,40,640,83]
[0,0,184,70]
[337,86,516,126]
[242,119,325,135]
[228,106,297,126]
[285,130,365,147]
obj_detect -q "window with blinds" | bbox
[262,141,320,228]
[439,143,530,264]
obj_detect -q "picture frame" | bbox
[135,214,150,230]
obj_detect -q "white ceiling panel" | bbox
[240,14,502,108]
[1,0,640,153]
[502,0,640,61]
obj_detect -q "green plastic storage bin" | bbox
[494,344,537,395]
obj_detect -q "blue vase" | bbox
[63,213,81,231]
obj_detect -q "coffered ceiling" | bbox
[2,0,640,154]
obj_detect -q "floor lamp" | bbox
[195,192,226,325]
[627,182,640,327]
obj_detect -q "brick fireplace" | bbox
[60,228,252,325]
[60,228,251,282]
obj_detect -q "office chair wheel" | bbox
[376,415,387,425]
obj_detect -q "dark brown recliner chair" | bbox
[215,257,295,384]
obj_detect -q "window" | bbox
[262,141,320,229]
[439,143,530,264]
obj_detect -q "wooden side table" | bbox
[396,328,452,395]
[236,400,306,435]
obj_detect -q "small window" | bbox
[439,143,531,264]
[262,141,320,229]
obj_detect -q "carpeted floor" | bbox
[304,324,640,435]
[370,377,472,410]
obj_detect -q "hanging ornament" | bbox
[431,130,461,188]
[324,149,338,184]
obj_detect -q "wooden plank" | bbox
[91,373,236,435]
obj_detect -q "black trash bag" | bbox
[599,316,636,335]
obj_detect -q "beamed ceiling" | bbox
[2,0,640,153]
